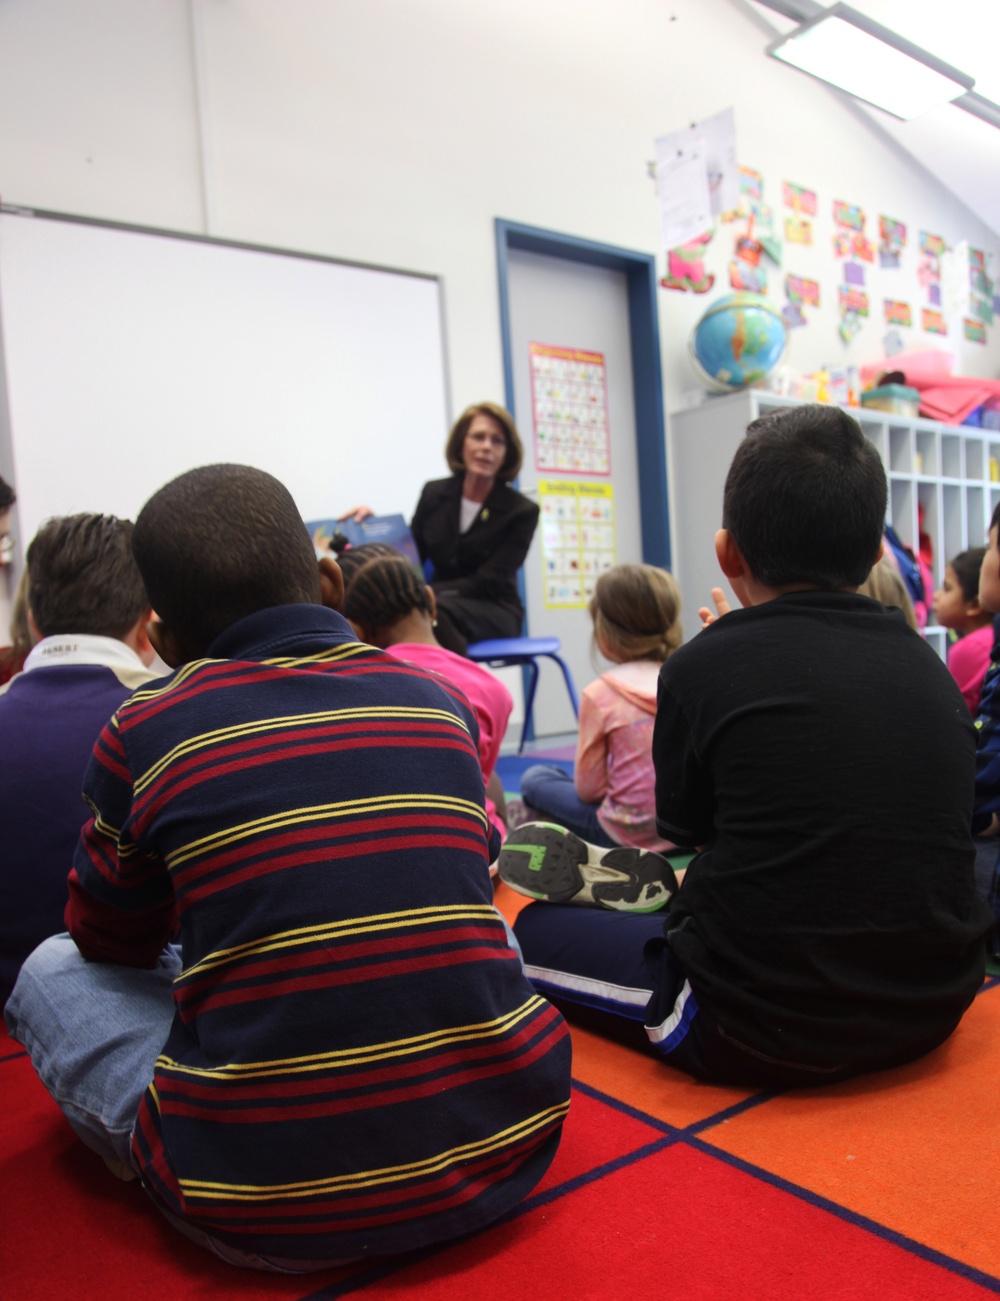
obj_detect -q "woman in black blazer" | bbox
[410,403,538,655]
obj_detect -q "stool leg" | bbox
[520,659,541,754]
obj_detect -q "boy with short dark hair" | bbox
[501,404,991,1088]
[0,513,157,1001]
[7,464,571,1270]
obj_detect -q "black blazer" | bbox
[410,475,539,616]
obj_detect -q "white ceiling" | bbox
[746,0,1000,240]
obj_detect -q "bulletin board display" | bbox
[529,342,611,475]
[0,207,450,550]
[539,479,616,609]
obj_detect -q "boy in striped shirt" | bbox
[6,463,571,1272]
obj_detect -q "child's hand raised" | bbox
[698,588,731,629]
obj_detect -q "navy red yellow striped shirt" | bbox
[67,605,571,1260]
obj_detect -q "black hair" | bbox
[334,541,405,591]
[991,501,1000,541]
[27,514,148,639]
[951,547,987,602]
[342,554,432,637]
[0,475,15,512]
[132,463,319,657]
[723,404,886,588]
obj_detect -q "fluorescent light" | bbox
[768,3,974,120]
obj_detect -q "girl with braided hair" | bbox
[519,564,682,851]
[342,550,513,842]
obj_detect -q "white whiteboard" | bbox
[0,209,450,550]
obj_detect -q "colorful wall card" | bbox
[879,216,907,248]
[833,231,853,258]
[844,262,865,287]
[529,343,611,476]
[539,481,616,609]
[786,275,820,306]
[782,302,806,330]
[965,318,988,344]
[782,181,817,215]
[920,231,947,257]
[838,288,869,317]
[884,300,912,327]
[833,201,865,231]
[839,313,863,344]
[852,235,875,264]
[921,308,948,335]
[883,329,906,356]
[785,216,812,245]
[729,259,767,293]
[661,231,715,293]
[739,166,763,204]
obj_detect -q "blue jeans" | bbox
[519,764,616,847]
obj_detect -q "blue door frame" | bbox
[494,218,671,570]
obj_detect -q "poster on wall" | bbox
[529,343,611,476]
[654,124,713,248]
[539,481,616,609]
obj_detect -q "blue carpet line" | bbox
[684,1131,1000,1294]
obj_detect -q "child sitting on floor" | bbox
[933,547,994,716]
[498,403,991,1089]
[519,564,680,851]
[6,464,570,1272]
[341,550,513,842]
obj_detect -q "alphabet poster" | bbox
[529,343,611,475]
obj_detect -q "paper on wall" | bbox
[655,125,713,248]
[695,107,739,218]
[940,240,971,321]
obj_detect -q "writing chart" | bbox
[539,480,616,609]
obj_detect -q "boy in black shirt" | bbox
[500,403,991,1087]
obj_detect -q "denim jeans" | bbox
[519,763,616,847]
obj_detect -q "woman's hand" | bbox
[698,587,731,629]
[338,505,374,524]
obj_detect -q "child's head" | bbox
[933,547,990,632]
[333,541,405,591]
[857,555,918,631]
[342,553,434,648]
[980,503,1000,615]
[133,463,320,663]
[26,513,149,639]
[722,404,886,591]
[589,563,682,664]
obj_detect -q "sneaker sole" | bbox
[497,822,677,913]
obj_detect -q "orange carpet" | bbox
[3,894,999,1299]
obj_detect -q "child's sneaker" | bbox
[496,822,678,913]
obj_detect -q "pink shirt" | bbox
[947,624,994,717]
[574,660,672,852]
[386,643,513,839]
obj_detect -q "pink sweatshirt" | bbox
[386,643,513,840]
[574,659,671,852]
[947,624,994,717]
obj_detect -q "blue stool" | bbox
[466,636,579,754]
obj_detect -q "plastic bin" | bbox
[861,384,920,417]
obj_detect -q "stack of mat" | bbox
[3,887,999,1300]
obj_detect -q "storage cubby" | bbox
[668,391,1000,661]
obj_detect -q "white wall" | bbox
[0,0,998,625]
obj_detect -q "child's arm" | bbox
[574,688,609,804]
[65,716,177,966]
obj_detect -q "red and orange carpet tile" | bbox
[3,892,999,1300]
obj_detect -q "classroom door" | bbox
[507,248,643,738]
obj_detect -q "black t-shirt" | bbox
[654,591,992,1073]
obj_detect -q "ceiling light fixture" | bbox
[767,3,975,120]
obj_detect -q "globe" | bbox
[689,292,787,393]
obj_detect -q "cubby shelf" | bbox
[668,391,998,659]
